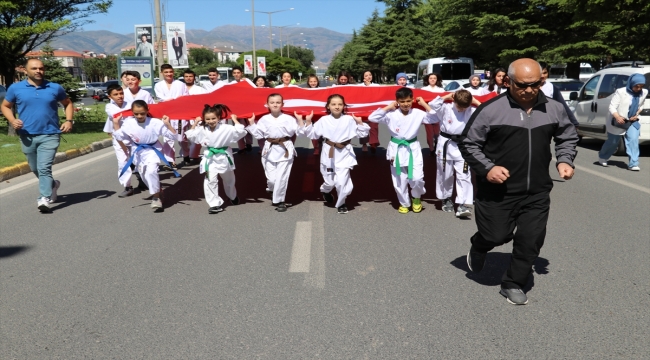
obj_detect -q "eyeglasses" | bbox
[511,79,542,89]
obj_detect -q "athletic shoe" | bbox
[337,204,348,214]
[412,198,422,213]
[456,204,471,218]
[118,186,134,198]
[275,202,287,212]
[50,180,61,203]
[137,181,149,191]
[598,158,608,167]
[183,156,191,166]
[151,197,163,211]
[398,206,409,214]
[208,206,224,214]
[629,166,640,171]
[246,144,253,152]
[442,198,454,213]
[467,245,486,273]
[230,196,240,205]
[37,197,52,213]
[499,288,528,305]
[266,188,273,194]
[322,191,334,203]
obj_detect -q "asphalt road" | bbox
[1,127,648,359]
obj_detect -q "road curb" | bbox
[0,138,113,182]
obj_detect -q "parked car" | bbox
[98,80,119,94]
[548,79,584,101]
[570,65,650,153]
[444,80,471,91]
[85,82,104,96]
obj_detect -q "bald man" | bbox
[1,59,74,213]
[459,58,578,305]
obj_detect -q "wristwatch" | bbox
[65,120,74,124]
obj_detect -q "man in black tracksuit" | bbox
[459,58,578,305]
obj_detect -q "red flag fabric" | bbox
[121,81,497,120]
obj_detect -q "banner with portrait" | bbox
[166,22,188,68]
[134,24,155,63]
[244,55,253,75]
[257,57,266,76]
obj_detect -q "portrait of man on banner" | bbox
[135,25,155,58]
[166,22,188,68]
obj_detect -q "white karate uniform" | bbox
[368,107,436,207]
[298,115,370,208]
[103,102,131,187]
[123,88,155,107]
[154,80,189,162]
[228,79,256,148]
[246,113,298,204]
[428,97,475,205]
[467,87,490,96]
[201,80,226,93]
[112,117,176,195]
[540,82,554,98]
[186,123,248,207]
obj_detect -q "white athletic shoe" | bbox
[37,197,52,213]
[629,166,640,171]
[50,180,61,203]
[456,205,472,218]
[598,158,608,167]
[151,197,163,211]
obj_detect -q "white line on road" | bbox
[575,163,650,195]
[289,221,312,273]
[304,201,326,289]
[0,150,114,197]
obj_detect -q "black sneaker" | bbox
[230,196,240,205]
[499,287,528,305]
[183,156,191,165]
[275,203,287,212]
[118,186,134,198]
[467,246,487,273]
[208,206,224,214]
[322,191,334,203]
[246,144,253,152]
[337,204,348,214]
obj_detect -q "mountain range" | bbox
[49,25,351,68]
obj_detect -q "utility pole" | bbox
[154,0,165,71]
[251,0,257,77]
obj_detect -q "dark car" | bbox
[98,80,120,94]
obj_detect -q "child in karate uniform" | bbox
[154,63,189,169]
[369,87,436,214]
[186,104,248,214]
[112,100,178,212]
[123,70,155,106]
[428,90,481,218]
[296,94,370,214]
[246,93,299,212]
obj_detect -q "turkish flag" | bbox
[123,82,497,120]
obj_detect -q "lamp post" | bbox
[245,1,259,77]
[277,23,299,57]
[246,7,294,51]
[286,32,303,58]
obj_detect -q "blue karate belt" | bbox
[119,142,181,178]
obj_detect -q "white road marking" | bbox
[304,201,326,289]
[289,221,312,273]
[0,150,114,197]
[575,163,650,195]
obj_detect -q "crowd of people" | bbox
[4,56,647,305]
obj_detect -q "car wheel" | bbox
[614,137,626,156]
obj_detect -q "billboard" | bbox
[244,55,253,75]
[257,57,266,76]
[166,22,188,68]
[118,57,155,88]
[134,24,155,61]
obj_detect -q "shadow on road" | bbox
[450,252,550,293]
[49,190,116,211]
[0,246,32,259]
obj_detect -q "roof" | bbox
[26,50,83,58]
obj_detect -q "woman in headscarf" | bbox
[598,73,647,171]
[395,72,414,88]
[467,74,490,96]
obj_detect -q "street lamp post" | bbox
[277,23,299,57]
[246,7,294,51]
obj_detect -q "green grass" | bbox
[0,132,111,169]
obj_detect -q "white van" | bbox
[415,57,474,88]
[570,66,650,153]
[549,63,594,82]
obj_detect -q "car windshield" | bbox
[432,63,472,80]
[550,81,584,91]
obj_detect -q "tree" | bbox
[273,45,315,72]
[189,48,215,66]
[236,49,303,81]
[82,56,117,82]
[121,49,135,57]
[40,45,82,103]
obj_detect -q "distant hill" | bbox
[50,25,351,67]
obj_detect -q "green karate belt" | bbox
[205,146,233,173]
[390,137,417,180]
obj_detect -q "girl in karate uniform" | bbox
[358,70,381,153]
[245,94,299,212]
[112,100,178,211]
[296,94,370,214]
[421,72,445,156]
[186,104,248,214]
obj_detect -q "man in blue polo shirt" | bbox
[1,58,74,213]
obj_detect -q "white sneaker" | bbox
[455,205,472,218]
[629,166,640,171]
[50,180,61,203]
[151,197,163,211]
[598,158,608,167]
[37,197,52,213]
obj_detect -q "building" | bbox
[213,46,246,63]
[25,49,84,79]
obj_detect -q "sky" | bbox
[83,0,386,35]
